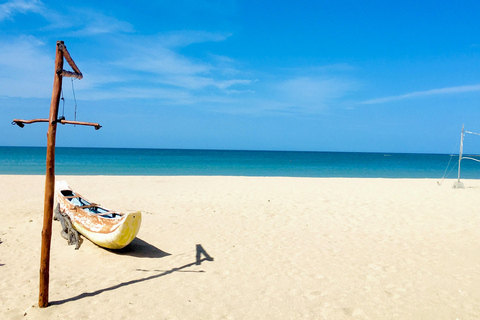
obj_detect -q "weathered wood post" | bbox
[12,41,98,308]
[39,40,65,308]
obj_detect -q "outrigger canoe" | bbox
[55,181,141,249]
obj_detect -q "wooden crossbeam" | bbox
[57,42,83,80]
[12,118,101,130]
[57,70,83,79]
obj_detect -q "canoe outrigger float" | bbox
[55,181,141,249]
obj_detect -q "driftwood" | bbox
[54,203,82,250]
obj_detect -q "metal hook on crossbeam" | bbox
[11,120,25,128]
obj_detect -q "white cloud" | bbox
[156,30,231,48]
[150,76,253,91]
[362,84,480,105]
[116,45,211,76]
[0,1,134,35]
[0,0,251,102]
[81,86,193,102]
[108,33,253,93]
[0,36,53,98]
[112,31,231,76]
[38,6,134,36]
[0,1,356,116]
[0,0,44,21]
[209,54,244,76]
[216,79,252,89]
[276,76,356,109]
[64,9,134,36]
[207,75,358,116]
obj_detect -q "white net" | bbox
[462,130,480,162]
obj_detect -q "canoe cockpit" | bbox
[60,189,121,218]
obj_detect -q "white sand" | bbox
[1,175,480,319]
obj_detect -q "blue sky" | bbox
[1,0,480,153]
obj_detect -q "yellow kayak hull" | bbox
[72,211,141,249]
[55,181,142,249]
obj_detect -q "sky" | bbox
[1,0,480,153]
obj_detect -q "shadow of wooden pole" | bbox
[50,244,214,306]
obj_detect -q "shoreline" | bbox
[2,175,480,319]
[0,173,472,181]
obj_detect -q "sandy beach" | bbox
[1,175,480,319]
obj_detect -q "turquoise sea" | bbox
[1,146,479,179]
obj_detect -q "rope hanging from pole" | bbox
[71,78,77,124]
[60,88,65,119]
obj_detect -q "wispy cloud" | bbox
[0,0,134,35]
[209,54,243,76]
[148,75,253,91]
[0,2,353,116]
[205,74,358,116]
[272,76,357,112]
[0,0,44,21]
[0,36,53,99]
[35,5,134,36]
[216,79,253,89]
[362,84,480,105]
[0,26,248,101]
[112,31,231,76]
[156,30,232,48]
[107,32,251,93]
[115,44,211,76]
[0,0,252,102]
[56,8,134,36]
[279,77,353,101]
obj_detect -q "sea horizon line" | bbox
[0,145,457,156]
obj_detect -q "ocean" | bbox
[0,146,478,179]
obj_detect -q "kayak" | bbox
[55,181,141,249]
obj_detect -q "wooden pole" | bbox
[39,40,64,308]
[11,41,94,306]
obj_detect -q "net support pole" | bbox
[458,124,464,182]
[39,40,64,308]
[454,124,465,189]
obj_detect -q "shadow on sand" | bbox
[50,244,214,306]
[108,238,171,258]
